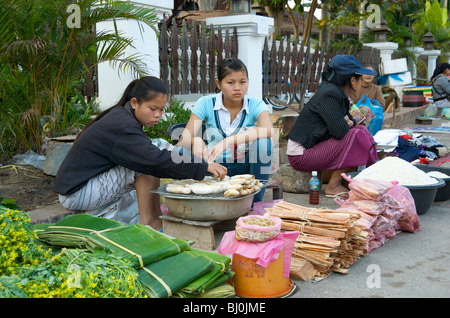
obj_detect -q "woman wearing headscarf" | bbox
[287,55,379,199]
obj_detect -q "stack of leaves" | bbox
[36,214,234,298]
[137,251,214,298]
[37,214,191,268]
[171,249,234,298]
[265,201,367,277]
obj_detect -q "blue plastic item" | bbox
[356,95,383,135]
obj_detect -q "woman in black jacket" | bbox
[287,55,378,199]
[54,76,227,230]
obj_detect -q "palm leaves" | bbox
[0,0,158,157]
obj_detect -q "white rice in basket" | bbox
[355,157,439,186]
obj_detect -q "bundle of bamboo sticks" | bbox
[265,201,368,278]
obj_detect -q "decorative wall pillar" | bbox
[421,50,442,79]
[206,14,274,100]
[364,42,398,62]
[407,47,424,85]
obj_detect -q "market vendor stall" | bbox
[153,174,269,250]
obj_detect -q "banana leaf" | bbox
[172,271,235,298]
[85,224,190,268]
[37,214,124,248]
[37,214,190,268]
[176,248,232,295]
[198,284,236,298]
[137,251,214,298]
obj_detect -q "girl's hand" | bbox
[192,137,208,159]
[207,162,227,180]
[207,138,230,162]
[344,115,354,128]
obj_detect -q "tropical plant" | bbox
[143,97,192,144]
[0,0,159,160]
[413,0,450,59]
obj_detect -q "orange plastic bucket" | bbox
[231,248,293,298]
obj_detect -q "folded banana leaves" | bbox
[137,251,215,298]
[37,214,190,268]
[198,284,236,298]
[172,271,235,298]
[175,249,233,296]
[36,214,236,298]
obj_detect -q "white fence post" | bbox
[206,14,274,100]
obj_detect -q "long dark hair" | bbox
[77,76,168,139]
[431,63,450,81]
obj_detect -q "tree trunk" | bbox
[287,5,299,41]
[264,4,284,40]
[319,1,330,50]
[358,2,366,40]
[195,0,218,11]
[303,0,318,45]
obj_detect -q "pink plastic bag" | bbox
[385,182,421,233]
[337,199,385,216]
[218,231,299,278]
[342,173,392,201]
[235,215,281,243]
[252,199,283,216]
[335,198,379,229]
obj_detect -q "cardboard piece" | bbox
[379,58,408,75]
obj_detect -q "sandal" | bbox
[325,192,349,199]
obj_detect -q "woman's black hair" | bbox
[321,65,362,87]
[217,58,248,82]
[114,76,168,107]
[431,63,450,81]
[77,76,168,139]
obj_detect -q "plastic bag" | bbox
[356,95,383,135]
[342,173,392,201]
[235,215,281,243]
[336,205,378,229]
[443,108,450,120]
[252,199,283,216]
[337,199,385,216]
[384,182,421,233]
[13,150,46,170]
[424,103,437,117]
[350,104,375,127]
[218,230,299,277]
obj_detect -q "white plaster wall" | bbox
[96,0,173,110]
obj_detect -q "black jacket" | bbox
[53,102,208,195]
[288,83,356,149]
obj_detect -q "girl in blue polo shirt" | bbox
[178,58,273,203]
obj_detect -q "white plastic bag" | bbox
[424,103,437,117]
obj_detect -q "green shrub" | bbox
[143,97,192,144]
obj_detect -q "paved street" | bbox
[268,114,450,298]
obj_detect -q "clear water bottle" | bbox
[309,171,320,205]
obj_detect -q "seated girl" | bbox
[176,58,273,204]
